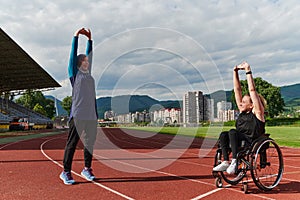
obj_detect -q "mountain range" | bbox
[280,83,300,106]
[48,83,300,118]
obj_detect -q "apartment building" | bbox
[183,91,213,125]
[216,101,238,122]
[152,108,181,124]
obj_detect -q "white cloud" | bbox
[1,0,300,101]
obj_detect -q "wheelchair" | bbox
[212,133,284,193]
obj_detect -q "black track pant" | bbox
[219,129,250,160]
[63,118,97,172]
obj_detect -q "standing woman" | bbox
[60,28,98,185]
[213,61,266,174]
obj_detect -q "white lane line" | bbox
[40,136,134,200]
[93,153,213,185]
[99,134,213,170]
[190,188,222,200]
[191,186,275,200]
[0,140,23,149]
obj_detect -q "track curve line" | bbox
[39,136,134,200]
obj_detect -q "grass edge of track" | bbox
[0,131,65,145]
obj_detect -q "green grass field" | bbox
[0,131,63,145]
[1,126,299,147]
[126,126,300,148]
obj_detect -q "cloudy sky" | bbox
[1,0,300,100]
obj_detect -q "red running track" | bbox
[1,128,300,200]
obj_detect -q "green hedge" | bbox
[266,118,300,126]
[210,118,300,127]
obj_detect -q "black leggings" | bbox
[219,129,250,160]
[63,118,97,172]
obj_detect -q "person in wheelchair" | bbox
[213,61,267,174]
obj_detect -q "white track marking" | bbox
[190,188,223,200]
[102,129,214,168]
[191,187,275,200]
[0,140,23,149]
[40,137,134,200]
[93,153,213,185]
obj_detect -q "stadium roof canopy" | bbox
[0,28,61,94]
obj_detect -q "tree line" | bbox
[14,90,71,119]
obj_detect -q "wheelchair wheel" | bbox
[250,139,284,191]
[214,147,247,185]
[220,159,247,185]
[215,177,223,188]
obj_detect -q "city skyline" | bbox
[104,95,235,124]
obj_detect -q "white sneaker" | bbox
[226,159,237,174]
[213,161,229,171]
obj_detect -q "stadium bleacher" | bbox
[0,112,12,122]
[0,98,52,124]
[0,28,61,130]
